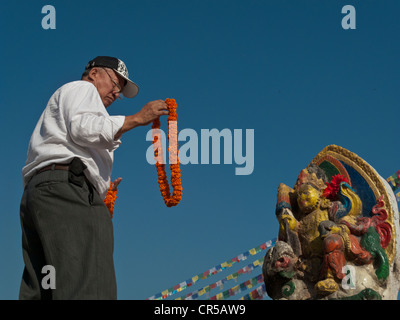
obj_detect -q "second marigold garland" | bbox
[151,98,182,207]
[104,181,118,218]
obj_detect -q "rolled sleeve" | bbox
[104,115,125,149]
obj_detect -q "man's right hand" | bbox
[136,100,169,126]
[114,100,169,140]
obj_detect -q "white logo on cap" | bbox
[117,59,129,78]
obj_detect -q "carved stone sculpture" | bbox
[263,145,400,300]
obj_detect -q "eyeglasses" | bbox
[101,68,123,100]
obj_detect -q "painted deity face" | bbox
[297,184,321,214]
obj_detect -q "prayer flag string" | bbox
[240,283,268,300]
[175,257,265,300]
[386,170,400,193]
[146,239,276,300]
[208,274,265,301]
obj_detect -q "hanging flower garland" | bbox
[152,98,182,207]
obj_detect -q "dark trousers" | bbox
[19,161,117,299]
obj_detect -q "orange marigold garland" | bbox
[152,98,182,207]
[104,181,118,218]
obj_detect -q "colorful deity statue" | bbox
[263,145,400,300]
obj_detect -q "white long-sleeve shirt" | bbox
[22,80,126,199]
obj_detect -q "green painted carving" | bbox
[361,227,389,280]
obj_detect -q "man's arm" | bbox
[114,100,169,140]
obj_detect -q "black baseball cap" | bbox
[85,56,139,98]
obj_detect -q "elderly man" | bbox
[20,56,168,299]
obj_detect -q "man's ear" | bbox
[88,67,100,81]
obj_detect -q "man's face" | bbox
[89,68,125,107]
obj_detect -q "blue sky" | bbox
[0,0,399,300]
